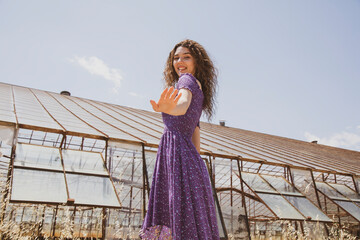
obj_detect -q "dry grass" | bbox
[0,170,357,239]
[0,153,144,239]
[227,220,358,240]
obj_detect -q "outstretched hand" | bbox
[150,87,182,114]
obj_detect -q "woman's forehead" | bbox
[174,46,191,55]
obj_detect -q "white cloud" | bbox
[304,132,320,142]
[110,87,119,95]
[69,56,122,93]
[304,131,360,151]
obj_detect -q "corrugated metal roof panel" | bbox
[0,82,359,176]
[13,86,63,131]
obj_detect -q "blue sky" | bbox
[1,0,359,151]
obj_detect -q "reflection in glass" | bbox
[329,183,360,202]
[355,177,360,198]
[261,175,302,196]
[66,173,120,207]
[334,200,360,221]
[284,196,331,222]
[241,172,276,193]
[217,191,246,235]
[15,143,62,170]
[316,182,348,201]
[257,193,304,220]
[62,149,107,175]
[11,168,67,203]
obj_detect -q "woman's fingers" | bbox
[160,88,168,100]
[174,92,182,104]
[164,86,174,100]
[169,88,178,100]
[150,100,159,112]
[151,87,182,113]
[160,87,178,101]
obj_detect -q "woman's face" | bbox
[173,46,196,76]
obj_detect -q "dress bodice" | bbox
[161,73,204,139]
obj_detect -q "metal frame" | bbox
[1,127,359,238]
[1,82,360,238]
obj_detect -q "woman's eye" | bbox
[174,57,179,61]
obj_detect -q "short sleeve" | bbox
[177,73,199,94]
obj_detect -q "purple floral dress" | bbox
[140,73,220,240]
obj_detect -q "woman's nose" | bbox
[176,57,184,63]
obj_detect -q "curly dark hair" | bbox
[163,39,218,121]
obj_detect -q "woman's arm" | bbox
[192,126,200,154]
[150,87,192,116]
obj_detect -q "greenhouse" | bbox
[0,81,359,239]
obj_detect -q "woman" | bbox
[140,39,220,240]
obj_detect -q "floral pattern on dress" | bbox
[139,225,172,240]
[140,73,220,239]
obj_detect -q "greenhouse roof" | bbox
[1,82,360,176]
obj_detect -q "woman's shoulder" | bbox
[179,73,202,91]
[179,73,196,81]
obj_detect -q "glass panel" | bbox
[17,116,62,130]
[42,206,54,236]
[13,86,63,131]
[257,193,305,220]
[31,89,107,137]
[15,143,62,171]
[49,92,149,142]
[315,182,348,201]
[217,191,247,237]
[329,183,360,202]
[108,140,142,151]
[355,177,360,197]
[261,175,302,196]
[144,150,157,187]
[334,200,360,221]
[62,149,107,175]
[72,98,163,139]
[66,173,120,207]
[241,172,277,194]
[0,125,14,146]
[11,168,67,203]
[214,161,231,188]
[215,197,226,239]
[98,102,164,133]
[201,138,261,160]
[0,111,16,123]
[284,196,331,222]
